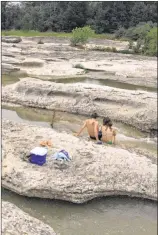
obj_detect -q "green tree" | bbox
[63,2,89,31]
[1,1,7,29]
[1,1,157,33]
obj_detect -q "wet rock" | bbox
[2,63,20,74]
[2,119,157,203]
[20,58,44,67]
[2,78,157,133]
[2,201,57,235]
[2,36,22,43]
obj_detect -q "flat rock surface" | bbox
[2,119,157,203]
[2,37,157,86]
[2,78,157,133]
[2,200,57,235]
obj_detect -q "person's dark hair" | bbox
[103,117,111,125]
[91,112,98,119]
[103,117,113,130]
[107,121,113,130]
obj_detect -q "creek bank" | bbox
[2,119,157,202]
[2,200,57,235]
[2,78,157,134]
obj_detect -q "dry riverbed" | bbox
[2,36,157,87]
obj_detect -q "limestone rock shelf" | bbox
[2,78,157,133]
[2,119,157,203]
[2,200,57,235]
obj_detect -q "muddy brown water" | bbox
[2,188,157,235]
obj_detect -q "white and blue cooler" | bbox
[30,147,48,166]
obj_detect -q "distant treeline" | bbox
[1,1,157,33]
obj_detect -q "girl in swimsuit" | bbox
[101,117,116,144]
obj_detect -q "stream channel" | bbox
[2,188,157,235]
[2,74,157,93]
[2,75,157,235]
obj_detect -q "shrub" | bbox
[115,27,125,39]
[74,64,85,69]
[128,40,134,49]
[117,49,134,54]
[91,46,117,53]
[70,26,95,46]
[142,27,157,56]
[111,47,117,52]
[132,39,143,54]
[124,22,154,41]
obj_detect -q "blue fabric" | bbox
[53,151,71,161]
[59,150,70,158]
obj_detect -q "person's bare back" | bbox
[101,126,116,144]
[75,113,100,141]
[85,119,99,137]
[101,117,116,144]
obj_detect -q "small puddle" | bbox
[2,74,20,86]
[2,188,157,235]
[2,72,28,86]
[2,106,157,158]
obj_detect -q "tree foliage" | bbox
[1,1,157,33]
[143,27,157,56]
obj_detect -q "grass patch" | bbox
[2,30,73,38]
[2,30,128,41]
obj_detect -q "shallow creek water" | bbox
[2,188,157,235]
[2,106,157,158]
[52,77,157,92]
[2,74,157,92]
[2,72,28,86]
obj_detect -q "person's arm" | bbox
[75,121,87,136]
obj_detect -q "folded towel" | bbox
[52,151,71,162]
